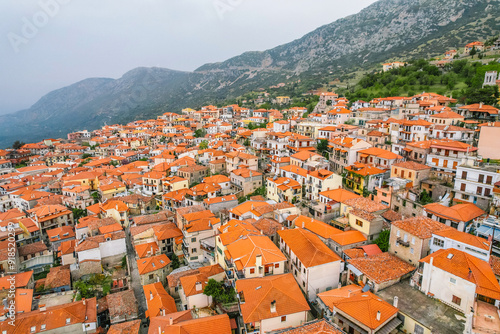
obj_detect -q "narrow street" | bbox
[124,225,148,333]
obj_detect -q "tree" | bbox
[203,279,236,305]
[121,255,127,269]
[316,139,329,154]
[12,140,25,149]
[243,138,250,147]
[374,230,390,252]
[469,46,477,57]
[419,189,433,205]
[171,253,181,270]
[199,140,208,150]
[72,208,87,221]
[194,129,207,138]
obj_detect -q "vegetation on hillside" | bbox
[341,59,500,106]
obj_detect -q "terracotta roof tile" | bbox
[347,252,415,284]
[236,274,310,324]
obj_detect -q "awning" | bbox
[347,263,363,276]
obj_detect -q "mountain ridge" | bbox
[1,0,499,148]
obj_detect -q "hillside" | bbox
[1,0,500,147]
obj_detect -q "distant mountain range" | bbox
[1,0,499,148]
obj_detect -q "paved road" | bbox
[124,225,148,333]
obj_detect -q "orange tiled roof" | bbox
[278,228,341,268]
[424,202,485,222]
[391,216,450,239]
[294,215,342,239]
[236,274,310,323]
[318,286,397,330]
[433,228,490,250]
[421,248,500,300]
[137,254,171,275]
[143,281,177,318]
[226,235,286,271]
[347,252,415,284]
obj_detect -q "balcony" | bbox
[245,323,260,334]
[225,257,234,269]
[397,238,410,247]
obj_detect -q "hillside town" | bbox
[1,38,500,332]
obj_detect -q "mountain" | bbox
[1,0,499,148]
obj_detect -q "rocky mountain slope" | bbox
[1,0,499,147]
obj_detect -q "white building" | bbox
[278,228,342,301]
[419,248,500,314]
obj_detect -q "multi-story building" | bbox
[454,161,500,210]
[278,228,342,301]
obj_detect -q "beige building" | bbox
[389,216,450,265]
[230,168,263,196]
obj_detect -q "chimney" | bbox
[159,326,162,334]
[195,281,202,292]
[162,309,166,316]
[479,102,483,108]
[302,221,305,228]
[39,304,46,312]
[376,311,381,321]
[169,317,173,325]
[256,254,262,269]
[150,291,154,301]
[270,300,276,313]
[393,296,398,308]
[82,298,86,305]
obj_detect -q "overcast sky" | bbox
[0,0,376,114]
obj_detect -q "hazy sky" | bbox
[0,0,376,114]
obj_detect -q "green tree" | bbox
[171,253,181,270]
[316,139,329,154]
[194,129,207,138]
[243,138,251,147]
[203,279,236,305]
[374,230,390,252]
[469,46,477,57]
[72,208,87,221]
[199,140,208,150]
[419,189,433,205]
[12,140,25,149]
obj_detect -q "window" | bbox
[487,175,493,184]
[281,316,287,322]
[191,237,196,242]
[450,277,456,284]
[31,327,36,333]
[433,238,444,247]
[41,325,46,331]
[452,295,461,306]
[478,174,484,183]
[410,248,414,254]
[66,318,71,324]
[356,219,363,227]
[414,324,424,334]
[250,268,255,274]
[411,237,415,245]
[275,263,279,268]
